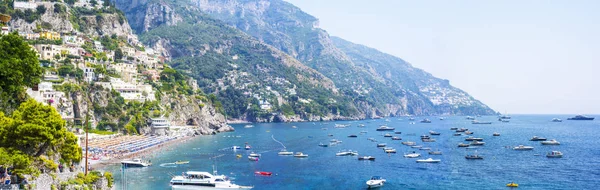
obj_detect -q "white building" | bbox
[1,26,9,35]
[96,78,156,102]
[62,35,85,46]
[13,1,36,10]
[34,44,62,60]
[259,100,272,110]
[83,67,95,83]
[93,41,103,52]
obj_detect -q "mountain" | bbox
[115,0,495,120]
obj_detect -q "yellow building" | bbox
[40,31,61,40]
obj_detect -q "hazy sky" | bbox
[284,0,600,114]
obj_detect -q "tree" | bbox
[0,32,43,112]
[114,48,123,60]
[90,0,97,6]
[36,5,46,15]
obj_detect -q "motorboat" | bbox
[383,147,397,153]
[416,158,441,163]
[294,152,308,158]
[383,133,392,137]
[472,120,492,124]
[439,117,445,120]
[466,116,475,120]
[450,127,458,130]
[500,119,510,123]
[358,124,366,127]
[376,126,395,131]
[170,171,252,189]
[318,142,329,147]
[456,128,468,132]
[121,158,151,167]
[420,119,432,123]
[335,124,350,128]
[336,150,358,156]
[328,134,333,137]
[411,145,423,149]
[291,126,297,128]
[464,131,473,135]
[541,139,560,145]
[453,133,462,136]
[254,171,272,176]
[245,144,251,150]
[330,139,342,143]
[422,138,436,142]
[231,146,241,150]
[470,140,485,146]
[546,151,563,158]
[348,134,358,138]
[402,141,416,146]
[391,136,402,140]
[358,156,376,161]
[175,160,190,165]
[458,143,470,147]
[465,153,483,160]
[366,176,386,188]
[567,115,594,120]
[236,154,242,158]
[248,152,261,157]
[278,149,294,155]
[368,138,376,142]
[376,143,387,147]
[493,132,500,136]
[530,136,547,141]
[513,145,534,150]
[429,131,440,135]
[403,152,421,158]
[428,150,442,155]
[244,125,254,128]
[248,156,259,161]
[506,182,518,187]
[465,137,483,141]
[552,118,562,122]
[419,147,431,150]
[420,135,431,139]
[360,131,368,134]
[394,131,402,134]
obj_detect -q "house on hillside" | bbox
[40,31,61,40]
[34,44,62,60]
[13,1,36,10]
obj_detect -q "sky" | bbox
[285,0,600,114]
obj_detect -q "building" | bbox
[34,44,62,60]
[150,117,170,135]
[109,63,137,83]
[40,31,61,40]
[93,41,103,52]
[1,26,9,35]
[142,70,160,82]
[19,32,40,40]
[13,1,36,10]
[62,35,85,45]
[95,78,156,102]
[83,67,95,83]
[259,100,272,110]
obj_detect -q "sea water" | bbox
[106,115,600,189]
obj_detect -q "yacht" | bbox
[567,115,594,120]
[465,154,483,160]
[336,150,358,156]
[244,144,251,150]
[499,115,511,119]
[551,118,562,122]
[513,145,534,150]
[366,176,386,188]
[493,132,500,136]
[391,136,402,140]
[472,120,492,124]
[248,152,261,158]
[348,134,358,138]
[403,152,421,158]
[420,119,432,123]
[383,147,397,153]
[530,136,547,141]
[383,133,392,137]
[419,147,431,150]
[453,133,462,136]
[456,128,468,132]
[376,126,395,131]
[450,127,458,130]
[358,124,366,127]
[376,143,387,148]
[428,150,442,155]
[318,142,329,147]
[170,171,253,189]
[244,125,254,128]
[546,151,563,158]
[541,139,560,145]
[470,140,485,146]
[278,149,294,155]
[411,145,423,149]
[121,158,152,167]
[464,131,473,135]
[465,137,483,141]
[402,141,416,146]
[231,146,241,150]
[248,156,259,161]
[466,116,475,120]
[294,152,308,158]
[422,138,436,142]
[416,158,441,163]
[458,143,470,147]
[330,139,342,143]
[429,131,441,135]
[358,156,376,161]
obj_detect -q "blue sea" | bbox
[106,115,600,189]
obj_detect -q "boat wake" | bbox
[159,163,177,168]
[272,135,286,149]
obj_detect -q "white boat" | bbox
[513,145,534,150]
[428,150,442,155]
[170,171,252,189]
[493,132,500,136]
[383,147,396,153]
[248,152,261,157]
[294,152,308,158]
[403,152,421,158]
[330,139,342,143]
[244,125,254,128]
[383,133,392,137]
[464,131,473,135]
[411,145,422,149]
[376,143,386,147]
[416,158,441,163]
[358,156,376,161]
[336,150,358,156]
[422,138,436,142]
[429,131,440,135]
[121,158,151,167]
[546,151,563,158]
[278,149,294,155]
[419,147,431,150]
[248,156,259,161]
[402,141,416,146]
[334,124,350,128]
[551,118,562,122]
[231,146,241,150]
[530,136,547,141]
[376,126,395,131]
[470,140,485,146]
[465,136,483,141]
[541,139,560,145]
[366,176,386,188]
[391,136,402,140]
[244,144,251,150]
[466,116,475,120]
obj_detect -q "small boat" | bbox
[292,126,297,128]
[394,131,402,134]
[376,126,395,131]
[360,131,368,134]
[464,131,473,135]
[330,139,342,143]
[551,118,562,122]
[294,152,308,158]
[404,152,421,158]
[466,116,475,120]
[383,147,396,153]
[334,124,350,128]
[377,143,387,147]
[472,120,492,124]
[402,141,416,146]
[248,156,259,161]
[419,147,431,150]
[456,128,468,132]
[506,182,519,187]
[318,142,329,147]
[465,154,483,160]
[429,131,440,135]
[420,119,432,123]
[513,145,534,150]
[348,134,358,138]
[231,146,241,150]
[175,160,190,164]
[249,152,261,157]
[453,133,462,136]
[465,137,483,141]
[420,135,431,139]
[383,133,392,137]
[541,139,560,145]
[121,158,151,167]
[567,115,594,120]
[366,176,386,188]
[493,132,500,136]
[530,136,547,141]
[391,136,402,140]
[458,143,470,147]
[254,171,272,176]
[236,154,242,158]
[368,138,376,142]
[546,151,563,158]
[450,127,458,130]
[358,156,376,161]
[439,117,445,120]
[411,145,422,149]
[429,150,442,155]
[416,158,441,163]
[470,140,485,146]
[328,134,333,137]
[422,138,436,142]
[358,124,366,127]
[500,119,510,123]
[244,124,254,128]
[336,150,358,156]
[278,149,294,155]
[245,144,251,150]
